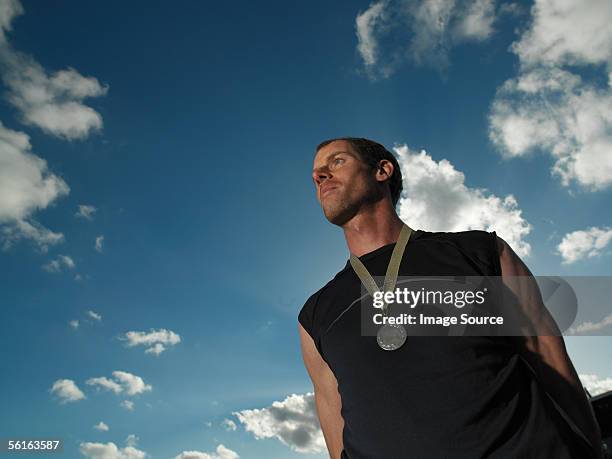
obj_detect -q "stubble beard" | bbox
[322,180,385,227]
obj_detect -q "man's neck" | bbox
[342,202,407,258]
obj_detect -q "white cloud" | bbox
[86,376,123,395]
[75,204,96,220]
[0,0,22,43]
[511,0,612,69]
[1,218,64,253]
[453,0,496,41]
[87,310,102,321]
[567,313,612,336]
[173,445,239,459]
[79,442,146,459]
[0,121,68,252]
[579,374,612,397]
[355,1,387,68]
[71,310,102,328]
[86,371,151,397]
[95,235,104,253]
[144,343,165,356]
[556,226,612,264]
[93,421,109,432]
[121,400,135,411]
[405,0,456,70]
[49,378,85,404]
[489,67,612,190]
[112,371,152,396]
[498,2,525,17]
[488,0,612,191]
[355,0,497,79]
[125,435,138,448]
[0,0,108,139]
[221,419,237,431]
[42,254,75,273]
[0,53,108,140]
[233,392,325,454]
[0,2,105,254]
[122,328,181,356]
[394,144,532,257]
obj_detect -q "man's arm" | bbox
[298,323,344,459]
[496,235,603,458]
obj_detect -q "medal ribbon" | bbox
[349,224,413,315]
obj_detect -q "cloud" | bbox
[144,343,165,356]
[95,235,104,253]
[86,376,123,395]
[173,445,239,459]
[0,121,68,252]
[233,392,325,454]
[121,400,135,411]
[0,54,108,140]
[355,0,497,79]
[511,0,612,69]
[49,378,85,404]
[556,226,612,264]
[79,442,146,459]
[0,0,108,140]
[112,371,152,396]
[393,144,532,257]
[221,419,237,431]
[93,421,109,432]
[42,254,75,273]
[567,313,612,336]
[579,374,612,397]
[87,310,102,321]
[0,0,23,43]
[498,2,525,17]
[488,0,612,191]
[70,310,102,328]
[122,328,181,356]
[489,67,612,190]
[75,204,96,220]
[453,0,496,41]
[86,371,151,397]
[355,1,387,68]
[125,435,138,448]
[1,218,64,252]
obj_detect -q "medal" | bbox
[350,223,413,351]
[377,323,408,351]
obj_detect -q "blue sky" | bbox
[0,0,611,458]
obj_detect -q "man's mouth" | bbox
[321,185,338,198]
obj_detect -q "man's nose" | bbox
[313,169,331,186]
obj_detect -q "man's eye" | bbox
[332,158,345,167]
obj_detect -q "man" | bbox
[297,137,603,458]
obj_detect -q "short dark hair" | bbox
[315,137,403,207]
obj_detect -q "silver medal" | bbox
[376,323,407,351]
[349,224,414,353]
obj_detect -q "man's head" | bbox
[312,137,403,226]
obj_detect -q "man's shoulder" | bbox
[300,271,345,313]
[298,266,349,328]
[412,228,501,275]
[414,228,495,242]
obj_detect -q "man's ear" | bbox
[375,160,394,183]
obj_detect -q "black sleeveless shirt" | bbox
[298,229,595,458]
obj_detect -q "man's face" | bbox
[312,140,383,226]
